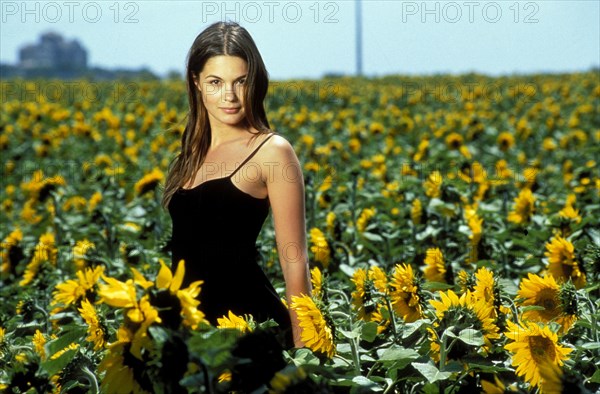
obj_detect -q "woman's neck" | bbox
[209,122,251,149]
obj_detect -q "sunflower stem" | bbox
[583,294,599,342]
[383,378,398,394]
[350,171,358,246]
[81,366,99,394]
[50,192,63,249]
[328,288,351,306]
[384,296,401,344]
[438,333,457,372]
[439,332,448,370]
[33,304,51,332]
[332,354,353,366]
[350,337,361,376]
[331,241,352,266]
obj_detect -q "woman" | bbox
[161,21,312,350]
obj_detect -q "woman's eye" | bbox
[209,80,221,85]
[237,79,246,85]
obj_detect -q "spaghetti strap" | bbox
[229,132,275,178]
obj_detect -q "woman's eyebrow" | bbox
[204,74,247,80]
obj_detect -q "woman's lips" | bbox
[221,107,241,114]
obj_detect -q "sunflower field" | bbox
[0,71,599,393]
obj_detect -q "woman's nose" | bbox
[224,89,237,101]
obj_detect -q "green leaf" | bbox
[590,369,600,384]
[352,376,379,388]
[338,328,360,339]
[291,348,320,366]
[580,342,600,350]
[361,321,378,342]
[421,281,455,291]
[46,326,88,356]
[378,346,419,362]
[187,328,239,367]
[467,362,511,373]
[457,329,484,346]
[412,362,452,383]
[361,232,384,242]
[41,347,79,376]
[402,319,432,338]
[339,264,356,278]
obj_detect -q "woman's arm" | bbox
[263,134,312,348]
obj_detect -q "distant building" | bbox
[19,31,87,70]
[1,31,159,80]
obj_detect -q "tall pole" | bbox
[356,0,363,76]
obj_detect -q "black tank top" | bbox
[167,132,293,347]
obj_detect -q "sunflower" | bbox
[424,247,447,283]
[351,266,388,322]
[52,265,105,307]
[507,188,535,225]
[88,191,103,213]
[268,366,309,394]
[493,159,513,183]
[497,131,515,151]
[290,294,335,358]
[456,162,481,185]
[310,266,323,300]
[504,320,573,389]
[134,167,164,196]
[473,267,510,328]
[20,232,57,286]
[389,263,423,323]
[456,270,475,294]
[464,205,483,262]
[32,329,46,359]
[411,198,422,225]
[1,228,23,274]
[309,228,331,268]
[78,298,107,351]
[472,267,495,304]
[516,273,577,334]
[97,274,138,308]
[537,359,563,394]
[481,375,516,393]
[428,290,499,362]
[128,295,163,360]
[155,259,206,329]
[423,171,442,198]
[356,207,376,233]
[72,239,96,270]
[544,235,586,289]
[98,342,151,394]
[217,311,253,333]
[325,211,336,235]
[558,194,581,223]
[218,370,232,383]
[413,138,429,162]
[445,132,464,150]
[20,169,66,201]
[50,343,80,361]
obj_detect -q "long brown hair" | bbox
[161,21,271,209]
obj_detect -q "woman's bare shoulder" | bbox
[258,133,301,183]
[263,132,297,159]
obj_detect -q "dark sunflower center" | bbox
[561,261,574,278]
[535,288,560,320]
[528,335,555,363]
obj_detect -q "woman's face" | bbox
[194,55,248,128]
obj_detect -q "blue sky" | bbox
[1,1,599,79]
